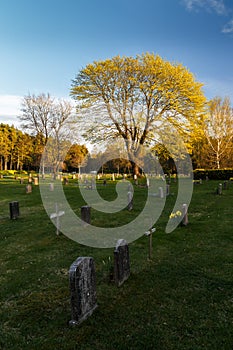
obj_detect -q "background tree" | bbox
[204,97,233,169]
[64,144,88,172]
[71,53,206,175]
[19,93,75,174]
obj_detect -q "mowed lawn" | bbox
[0,177,233,350]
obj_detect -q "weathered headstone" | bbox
[26,184,32,193]
[9,201,19,219]
[182,203,188,226]
[81,205,91,225]
[114,239,130,287]
[158,187,164,198]
[127,191,133,211]
[69,257,97,326]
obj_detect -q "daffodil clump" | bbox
[169,210,182,220]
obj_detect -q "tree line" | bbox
[1,53,233,173]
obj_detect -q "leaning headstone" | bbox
[26,184,32,193]
[69,257,97,326]
[9,201,19,219]
[127,191,133,211]
[158,187,164,198]
[182,203,189,226]
[114,239,130,287]
[81,205,91,225]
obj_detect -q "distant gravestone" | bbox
[50,203,65,235]
[166,184,170,196]
[182,203,189,226]
[223,181,228,190]
[217,183,222,195]
[114,239,130,287]
[49,183,54,191]
[127,191,133,211]
[19,177,24,184]
[69,257,97,326]
[9,201,19,219]
[34,177,39,185]
[26,184,32,193]
[158,187,164,198]
[28,177,32,183]
[81,205,91,225]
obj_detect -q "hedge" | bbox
[193,169,233,180]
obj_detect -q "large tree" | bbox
[71,53,206,174]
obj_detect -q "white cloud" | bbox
[182,0,227,15]
[222,19,233,33]
[0,95,22,116]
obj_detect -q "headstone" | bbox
[81,205,91,225]
[223,181,228,190]
[182,203,188,226]
[28,177,32,183]
[103,179,107,186]
[145,227,156,260]
[158,187,164,198]
[112,173,115,181]
[127,191,133,211]
[49,183,54,191]
[9,201,19,219]
[34,177,39,185]
[114,239,130,287]
[50,203,65,235]
[69,257,97,326]
[146,177,150,187]
[26,184,32,193]
[19,177,24,184]
[217,183,222,195]
[63,177,68,185]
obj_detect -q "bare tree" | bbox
[19,93,75,174]
[205,97,233,169]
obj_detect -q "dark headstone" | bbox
[223,181,228,190]
[114,239,130,287]
[81,205,91,224]
[9,201,19,219]
[69,257,97,326]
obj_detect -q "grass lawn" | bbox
[0,177,233,350]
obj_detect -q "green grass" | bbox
[0,178,233,349]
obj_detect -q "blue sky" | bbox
[1,0,233,127]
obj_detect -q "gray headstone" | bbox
[69,257,97,326]
[158,187,164,198]
[217,183,222,195]
[26,184,32,193]
[182,203,188,226]
[127,191,133,211]
[9,201,19,219]
[114,239,130,287]
[81,205,91,224]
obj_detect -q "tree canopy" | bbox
[71,53,207,171]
